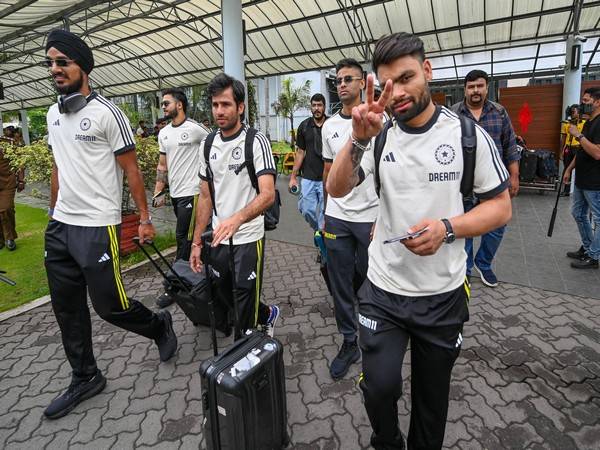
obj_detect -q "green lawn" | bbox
[0,203,176,313]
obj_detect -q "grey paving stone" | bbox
[2,236,600,449]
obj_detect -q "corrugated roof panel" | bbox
[407,0,435,33]
[362,3,393,39]
[455,51,492,66]
[432,0,459,28]
[383,1,413,34]
[437,31,462,51]
[493,45,538,62]
[432,67,458,80]
[457,63,492,77]
[537,12,572,36]
[513,0,543,16]
[493,59,535,74]
[429,55,457,69]
[486,23,511,44]
[459,0,484,24]
[485,0,514,21]
[460,26,487,49]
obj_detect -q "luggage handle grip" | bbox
[132,236,193,295]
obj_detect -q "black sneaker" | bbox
[156,291,174,308]
[6,240,16,251]
[567,246,586,260]
[155,310,177,361]
[43,370,106,419]
[571,256,599,269]
[330,340,360,379]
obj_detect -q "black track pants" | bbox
[324,215,372,342]
[44,220,164,382]
[358,279,470,450]
[172,195,197,261]
[208,237,270,331]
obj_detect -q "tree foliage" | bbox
[247,81,258,127]
[271,77,311,147]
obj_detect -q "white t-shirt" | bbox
[199,126,276,245]
[158,118,209,198]
[47,92,135,227]
[362,106,509,296]
[322,111,378,223]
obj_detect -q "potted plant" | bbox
[3,136,159,255]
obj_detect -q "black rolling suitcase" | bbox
[520,149,538,182]
[133,238,230,335]
[198,231,289,450]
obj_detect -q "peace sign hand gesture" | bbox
[351,74,392,142]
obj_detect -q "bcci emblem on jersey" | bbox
[232,146,242,160]
[180,131,189,141]
[435,144,455,166]
[80,118,91,131]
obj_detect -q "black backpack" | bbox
[203,127,281,230]
[373,114,477,197]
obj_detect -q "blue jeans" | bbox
[571,185,600,260]
[298,178,324,231]
[463,196,506,273]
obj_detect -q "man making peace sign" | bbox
[327,33,512,450]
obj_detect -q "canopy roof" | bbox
[1,0,599,111]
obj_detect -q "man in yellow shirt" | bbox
[560,105,585,196]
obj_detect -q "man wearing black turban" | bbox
[43,29,178,420]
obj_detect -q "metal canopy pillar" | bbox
[19,108,30,145]
[562,1,584,117]
[221,0,247,119]
[563,35,583,116]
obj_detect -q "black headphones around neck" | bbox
[58,92,90,114]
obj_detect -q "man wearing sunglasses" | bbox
[321,58,379,380]
[153,88,210,307]
[42,29,177,419]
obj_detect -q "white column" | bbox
[221,0,247,119]
[19,109,30,145]
[563,35,583,116]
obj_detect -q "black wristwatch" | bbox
[441,218,455,244]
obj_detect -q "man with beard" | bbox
[43,29,177,419]
[190,73,280,336]
[327,32,511,449]
[563,87,600,269]
[451,70,519,287]
[289,93,327,233]
[153,88,210,307]
[321,59,379,379]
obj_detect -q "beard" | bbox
[392,88,431,123]
[55,72,84,95]
[312,110,323,120]
[467,94,483,107]
[164,107,178,120]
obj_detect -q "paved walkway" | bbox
[1,238,600,449]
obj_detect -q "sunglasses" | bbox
[334,76,363,86]
[42,58,75,68]
[161,101,172,107]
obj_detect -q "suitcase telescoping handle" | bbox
[132,236,193,295]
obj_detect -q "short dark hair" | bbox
[162,88,188,113]
[310,93,326,104]
[583,87,596,96]
[335,58,363,76]
[589,87,600,102]
[207,73,245,105]
[372,32,425,74]
[464,70,489,85]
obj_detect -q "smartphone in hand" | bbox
[383,227,429,244]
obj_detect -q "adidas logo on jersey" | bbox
[186,203,192,209]
[332,132,340,138]
[52,119,60,126]
[211,153,217,160]
[247,271,257,281]
[98,253,111,263]
[382,152,396,162]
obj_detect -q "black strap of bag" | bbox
[373,114,476,197]
[203,130,219,216]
